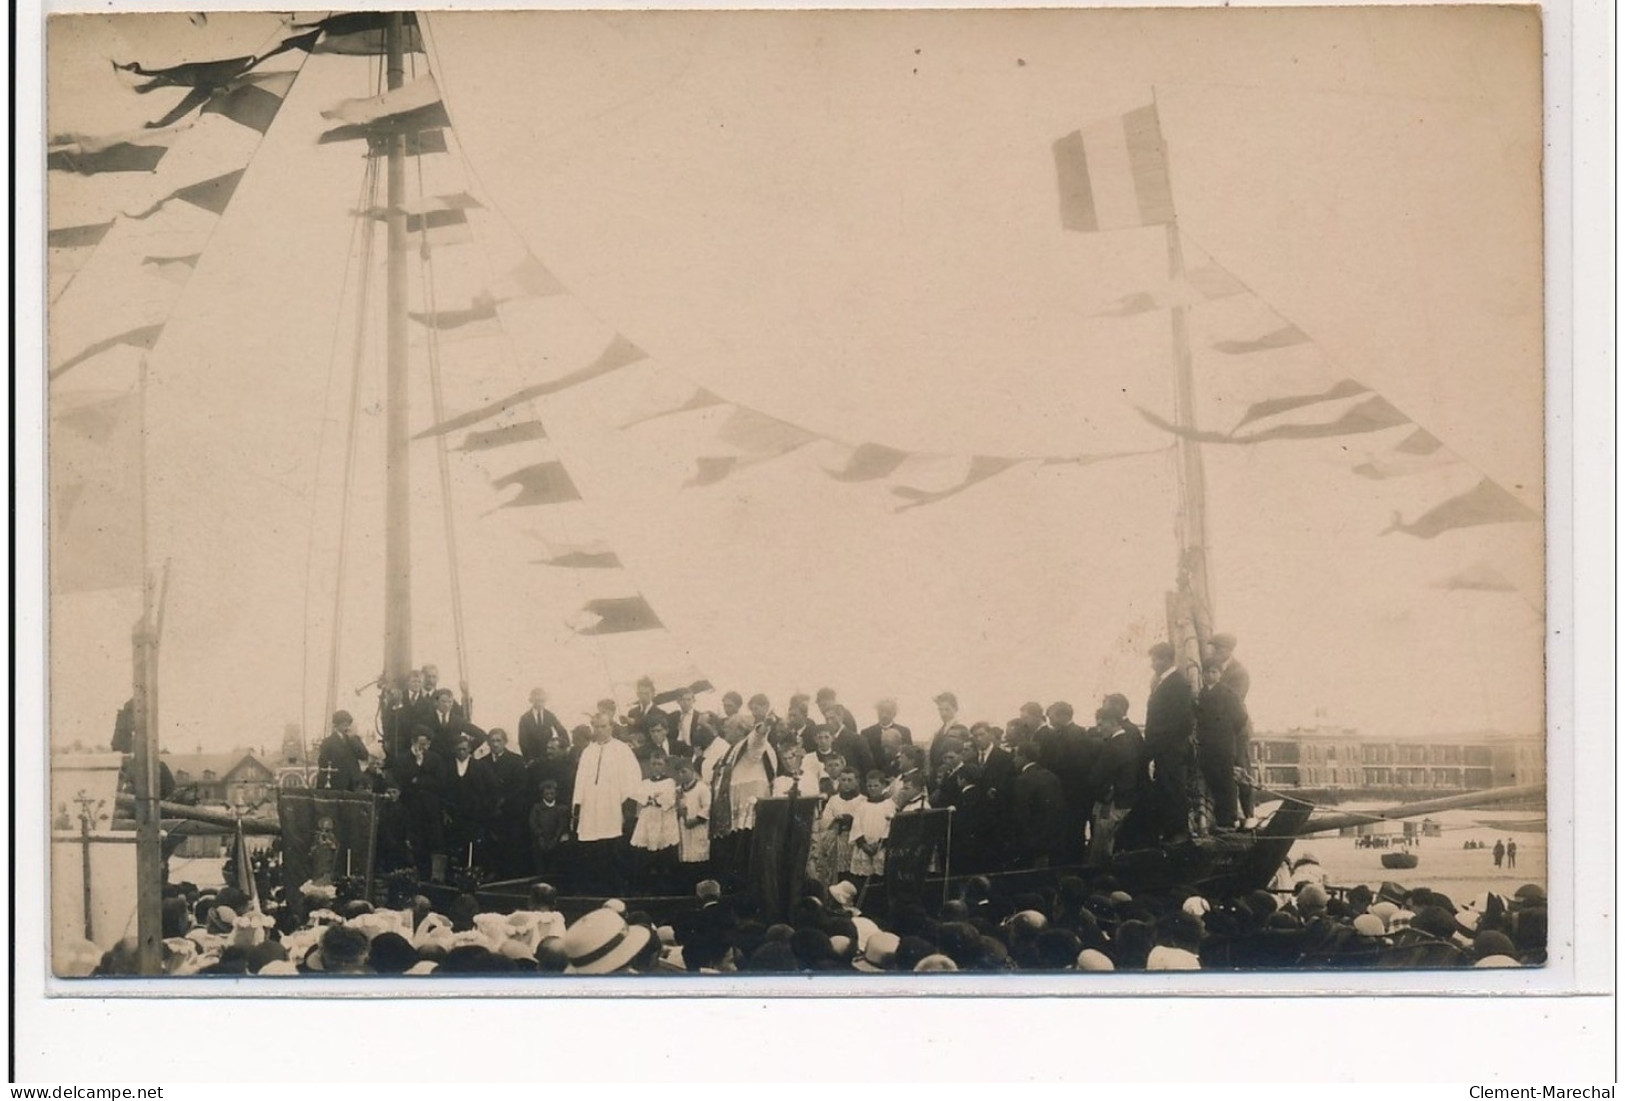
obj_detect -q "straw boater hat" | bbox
[562,909,652,975]
[852,931,901,973]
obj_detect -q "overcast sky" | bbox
[47,8,1545,755]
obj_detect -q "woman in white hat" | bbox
[562,908,654,975]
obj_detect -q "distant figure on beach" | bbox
[1492,838,1506,868]
[1506,839,1517,869]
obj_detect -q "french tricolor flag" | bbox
[1053,104,1177,233]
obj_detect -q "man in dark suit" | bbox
[1009,742,1066,869]
[783,698,822,753]
[1045,701,1102,864]
[625,676,672,742]
[482,728,532,877]
[1087,707,1145,863]
[1143,641,1197,842]
[668,686,709,750]
[444,733,494,872]
[926,692,962,784]
[1208,633,1255,819]
[517,687,569,762]
[394,727,449,881]
[317,710,370,792]
[427,688,484,763]
[860,698,912,776]
[1196,662,1247,830]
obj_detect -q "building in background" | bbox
[163,751,276,809]
[1250,728,1543,803]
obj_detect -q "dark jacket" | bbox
[1196,682,1248,759]
[1144,670,1196,759]
[317,731,369,792]
[1010,762,1067,862]
[516,707,569,761]
[860,722,913,773]
[1089,727,1146,810]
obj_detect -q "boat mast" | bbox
[382,13,413,683]
[1158,92,1213,680]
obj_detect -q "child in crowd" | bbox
[849,770,897,884]
[631,751,680,892]
[811,766,865,885]
[672,753,711,892]
[528,778,570,876]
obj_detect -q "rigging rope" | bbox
[323,154,381,743]
[318,56,389,746]
[299,106,384,754]
[412,140,474,717]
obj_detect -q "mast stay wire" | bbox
[411,144,474,719]
[307,54,388,749]
[322,152,383,747]
[413,22,624,703]
[297,125,383,755]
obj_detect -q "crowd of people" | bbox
[312,636,1262,895]
[75,862,1547,977]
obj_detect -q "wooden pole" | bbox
[382,12,413,684]
[1160,107,1213,685]
[130,584,162,975]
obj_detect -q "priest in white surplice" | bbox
[571,712,643,894]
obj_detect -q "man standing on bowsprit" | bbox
[1208,633,1255,820]
[1143,641,1197,842]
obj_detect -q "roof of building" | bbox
[164,752,273,783]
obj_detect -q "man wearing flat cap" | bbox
[1207,632,1254,818]
[317,710,370,792]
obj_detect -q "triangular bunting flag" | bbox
[254,28,323,65]
[50,323,166,381]
[893,456,1020,512]
[1090,291,1163,318]
[416,335,646,439]
[1213,324,1310,355]
[535,539,623,569]
[715,407,820,454]
[825,442,910,482]
[499,254,568,299]
[458,421,547,451]
[1386,478,1539,539]
[1430,562,1518,592]
[685,457,740,487]
[142,253,201,284]
[570,596,664,636]
[491,462,581,508]
[1353,429,1458,479]
[1234,379,1369,431]
[410,292,497,330]
[47,142,169,175]
[620,389,726,430]
[292,12,425,57]
[48,222,114,249]
[113,54,255,93]
[127,168,245,219]
[1139,395,1408,445]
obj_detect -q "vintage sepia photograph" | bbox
[43,6,1550,985]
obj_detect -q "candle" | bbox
[467,842,474,867]
[345,850,352,878]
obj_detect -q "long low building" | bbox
[1249,728,1543,802]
